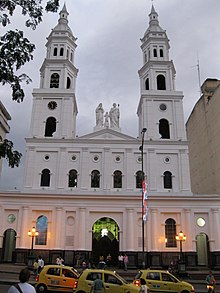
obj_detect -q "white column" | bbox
[78,208,86,250]
[211,208,220,250]
[150,208,158,251]
[126,208,135,250]
[0,206,3,247]
[20,206,30,248]
[184,209,192,251]
[55,207,63,249]
[80,148,89,190]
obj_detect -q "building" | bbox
[0,101,11,174]
[186,78,220,194]
[0,5,220,269]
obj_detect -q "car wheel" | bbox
[181,291,190,293]
[36,284,47,293]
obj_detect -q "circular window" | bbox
[67,216,75,226]
[159,103,167,111]
[8,214,16,223]
[164,156,170,164]
[71,155,77,161]
[48,101,57,110]
[197,217,206,227]
[115,155,121,162]
[93,155,99,162]
[44,155,50,161]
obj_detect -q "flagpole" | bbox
[139,128,147,269]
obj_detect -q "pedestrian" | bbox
[118,253,123,269]
[37,255,44,274]
[56,255,64,265]
[7,268,36,293]
[139,278,149,293]
[106,253,111,267]
[90,274,106,293]
[206,271,216,292]
[123,254,129,271]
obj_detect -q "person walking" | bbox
[139,278,149,293]
[7,268,36,293]
[90,274,106,293]
[37,255,44,273]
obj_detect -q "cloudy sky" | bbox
[1,0,220,190]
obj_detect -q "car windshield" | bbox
[114,272,128,284]
[70,267,80,277]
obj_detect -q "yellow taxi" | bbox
[133,269,195,293]
[73,269,139,293]
[35,264,79,292]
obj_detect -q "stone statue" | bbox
[109,103,120,128]
[96,103,104,127]
[104,112,109,128]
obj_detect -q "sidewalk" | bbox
[0,263,35,285]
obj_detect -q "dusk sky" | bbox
[1,0,220,189]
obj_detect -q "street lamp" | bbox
[175,231,186,261]
[28,226,39,255]
[139,127,147,268]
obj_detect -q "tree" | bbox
[0,0,60,167]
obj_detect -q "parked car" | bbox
[133,269,195,293]
[73,268,139,293]
[35,264,79,292]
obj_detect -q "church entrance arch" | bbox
[196,233,209,266]
[2,229,17,262]
[92,217,119,266]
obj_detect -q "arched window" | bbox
[145,78,149,90]
[157,74,166,90]
[66,77,71,89]
[91,170,100,188]
[163,171,172,189]
[40,169,51,187]
[113,170,122,188]
[45,117,56,137]
[165,218,177,247]
[70,52,73,62]
[159,119,170,139]
[36,215,48,245]
[53,47,58,56]
[69,169,77,188]
[136,171,144,188]
[160,49,164,57]
[60,47,64,56]
[153,48,157,57]
[50,73,59,88]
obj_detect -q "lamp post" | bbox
[28,226,39,255]
[175,231,186,261]
[139,127,147,268]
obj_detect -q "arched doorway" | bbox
[196,233,209,266]
[2,229,16,262]
[92,217,119,266]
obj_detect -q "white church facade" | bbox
[1,5,220,269]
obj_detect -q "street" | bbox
[0,283,215,293]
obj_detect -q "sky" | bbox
[1,0,220,190]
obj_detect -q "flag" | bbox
[142,178,148,222]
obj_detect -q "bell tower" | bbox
[29,4,79,139]
[137,5,186,141]
[137,5,191,194]
[23,5,79,190]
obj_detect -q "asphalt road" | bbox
[0,283,214,293]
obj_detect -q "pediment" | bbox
[78,128,137,141]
